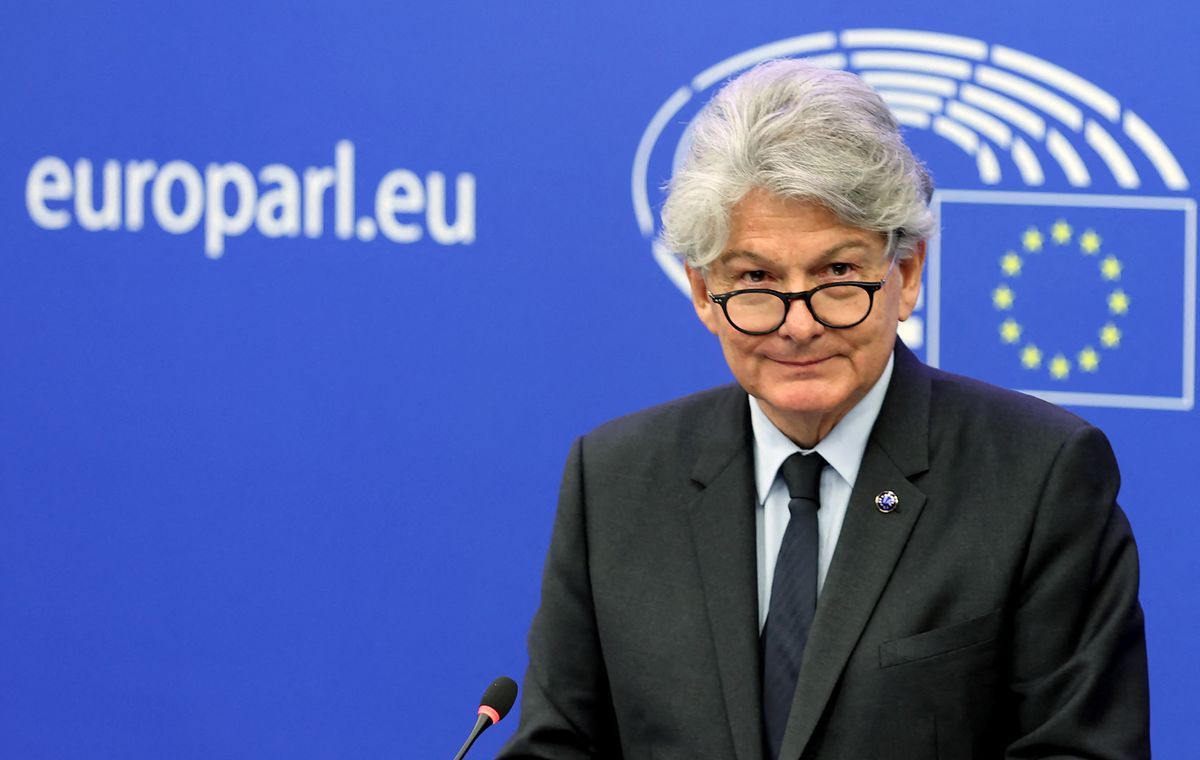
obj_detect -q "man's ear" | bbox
[686,264,720,335]
[897,240,926,322]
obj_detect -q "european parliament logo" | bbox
[632,28,1196,411]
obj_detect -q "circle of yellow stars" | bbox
[992,218,1127,381]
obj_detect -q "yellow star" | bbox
[1080,229,1101,255]
[1099,322,1122,348]
[1020,343,1043,369]
[1078,347,1101,372]
[1048,354,1071,380]
[1100,255,1123,281]
[1051,219,1072,245]
[992,284,1015,310]
[1022,226,1044,252]
[1000,252,1023,277]
[1107,289,1130,315]
[999,318,1022,344]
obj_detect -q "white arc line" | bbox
[849,50,973,79]
[946,100,1012,148]
[1046,129,1091,186]
[933,115,979,153]
[841,28,987,59]
[931,116,1003,185]
[652,240,691,294]
[990,46,1121,121]
[631,86,692,235]
[960,83,1046,139]
[975,66,1083,131]
[1085,120,1140,189]
[1011,137,1045,185]
[890,108,932,128]
[859,71,958,96]
[800,53,849,70]
[879,90,943,112]
[671,117,697,175]
[1124,111,1190,190]
[691,32,837,90]
[977,143,1001,184]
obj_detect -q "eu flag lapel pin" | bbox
[875,491,899,513]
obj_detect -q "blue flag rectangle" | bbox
[926,190,1195,410]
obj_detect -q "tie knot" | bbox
[779,452,825,503]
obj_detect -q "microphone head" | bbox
[478,676,518,725]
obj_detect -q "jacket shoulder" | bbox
[578,384,747,476]
[924,363,1099,450]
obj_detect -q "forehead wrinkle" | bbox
[717,238,877,270]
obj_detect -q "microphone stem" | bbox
[452,713,491,760]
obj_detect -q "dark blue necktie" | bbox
[761,452,825,760]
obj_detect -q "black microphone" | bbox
[451,676,518,760]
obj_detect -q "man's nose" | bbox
[777,295,825,341]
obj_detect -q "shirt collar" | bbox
[749,351,895,505]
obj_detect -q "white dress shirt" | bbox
[751,353,895,632]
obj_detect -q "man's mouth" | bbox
[769,355,832,368]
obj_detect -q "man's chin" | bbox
[755,388,851,423]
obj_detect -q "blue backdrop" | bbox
[2,2,1196,757]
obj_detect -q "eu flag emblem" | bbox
[928,191,1196,410]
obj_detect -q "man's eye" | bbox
[741,270,769,284]
[828,263,854,277]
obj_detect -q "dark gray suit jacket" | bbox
[500,345,1149,759]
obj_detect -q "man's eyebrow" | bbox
[718,249,777,268]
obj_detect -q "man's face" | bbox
[686,189,925,446]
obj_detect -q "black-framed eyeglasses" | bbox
[707,230,903,335]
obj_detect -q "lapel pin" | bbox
[875,490,899,513]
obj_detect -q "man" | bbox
[500,60,1148,759]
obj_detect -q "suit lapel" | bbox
[777,343,933,759]
[684,387,765,760]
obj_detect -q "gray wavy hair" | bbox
[660,59,935,270]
